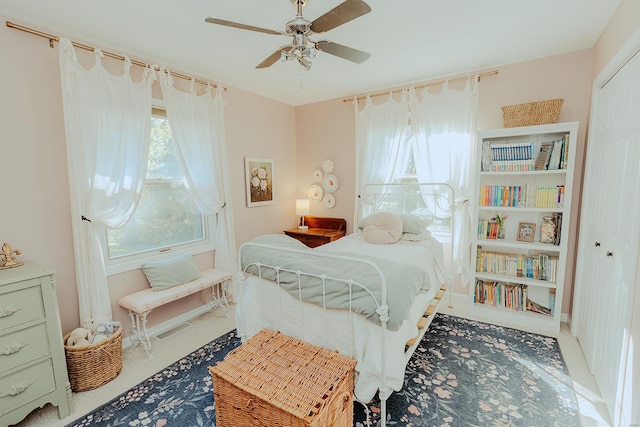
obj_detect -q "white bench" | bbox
[118,268,232,358]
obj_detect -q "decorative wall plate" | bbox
[307,184,323,201]
[322,159,334,174]
[312,169,323,182]
[322,193,336,209]
[322,174,339,193]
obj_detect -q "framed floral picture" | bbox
[245,157,274,207]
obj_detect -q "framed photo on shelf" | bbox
[516,222,536,242]
[245,157,274,207]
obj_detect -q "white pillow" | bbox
[401,229,432,241]
[362,212,403,244]
[360,212,433,234]
[397,214,430,234]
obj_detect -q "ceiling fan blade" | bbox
[314,41,370,63]
[205,17,282,35]
[256,46,290,69]
[310,0,371,34]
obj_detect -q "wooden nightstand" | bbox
[284,216,346,248]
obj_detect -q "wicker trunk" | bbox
[209,329,356,427]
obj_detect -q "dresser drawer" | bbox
[0,323,50,375]
[0,358,56,417]
[0,281,45,333]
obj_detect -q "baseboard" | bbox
[441,291,468,309]
[562,313,571,328]
[121,303,216,349]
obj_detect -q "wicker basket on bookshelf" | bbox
[63,326,123,392]
[209,329,356,427]
[502,98,564,128]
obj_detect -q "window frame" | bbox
[103,100,216,276]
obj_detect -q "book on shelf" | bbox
[547,138,564,170]
[554,213,563,245]
[477,220,500,239]
[560,134,569,169]
[482,141,535,172]
[478,184,564,208]
[535,141,554,170]
[476,249,559,282]
[474,279,528,312]
[526,299,552,316]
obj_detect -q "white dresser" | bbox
[0,262,72,425]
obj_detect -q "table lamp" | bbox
[296,199,310,230]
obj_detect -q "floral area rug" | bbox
[66,314,580,427]
[355,314,581,427]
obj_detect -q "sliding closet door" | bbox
[573,44,640,426]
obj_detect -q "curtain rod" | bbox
[6,21,226,91]
[343,69,498,103]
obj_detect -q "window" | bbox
[390,124,453,233]
[105,108,212,272]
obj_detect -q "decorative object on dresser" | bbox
[295,199,311,230]
[284,216,346,248]
[0,242,24,269]
[472,122,578,334]
[245,157,274,207]
[0,262,72,425]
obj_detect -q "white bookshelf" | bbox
[470,122,579,334]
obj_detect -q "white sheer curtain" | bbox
[354,92,410,223]
[158,71,238,299]
[58,38,153,321]
[409,78,478,286]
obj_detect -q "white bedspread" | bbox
[235,233,446,402]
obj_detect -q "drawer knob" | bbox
[0,306,21,318]
[0,382,32,398]
[1,341,27,355]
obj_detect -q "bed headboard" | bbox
[357,183,455,234]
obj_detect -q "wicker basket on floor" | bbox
[209,329,356,427]
[63,326,123,392]
[502,98,564,127]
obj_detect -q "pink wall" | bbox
[295,49,594,317]
[0,15,296,334]
[294,101,356,231]
[2,0,638,333]
[593,0,640,78]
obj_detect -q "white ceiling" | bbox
[1,0,621,106]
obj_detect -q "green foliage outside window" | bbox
[107,116,205,259]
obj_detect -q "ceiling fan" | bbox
[205,0,371,70]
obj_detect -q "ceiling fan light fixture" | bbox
[205,0,371,70]
[297,56,312,71]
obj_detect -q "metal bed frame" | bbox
[237,183,455,426]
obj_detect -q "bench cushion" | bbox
[119,269,232,314]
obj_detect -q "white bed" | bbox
[235,183,454,426]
